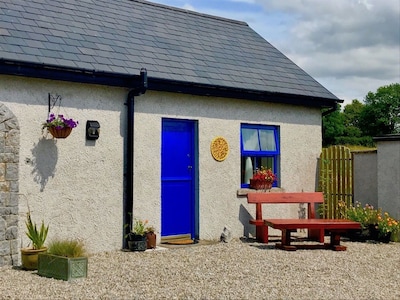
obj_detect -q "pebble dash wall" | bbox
[0,103,19,266]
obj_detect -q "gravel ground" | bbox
[1,238,400,300]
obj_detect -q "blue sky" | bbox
[149,0,400,107]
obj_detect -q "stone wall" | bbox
[0,103,19,266]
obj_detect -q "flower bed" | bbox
[339,200,400,242]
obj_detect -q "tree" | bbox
[322,105,345,146]
[343,99,363,138]
[322,83,399,146]
[359,83,400,136]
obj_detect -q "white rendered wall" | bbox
[1,74,322,251]
[133,91,322,241]
[0,75,126,255]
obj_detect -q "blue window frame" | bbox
[241,124,280,188]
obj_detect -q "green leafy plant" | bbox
[25,210,49,249]
[340,201,379,229]
[132,219,149,236]
[124,213,155,238]
[48,239,86,258]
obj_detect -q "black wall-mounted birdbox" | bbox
[86,120,100,140]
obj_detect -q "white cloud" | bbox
[228,0,256,3]
[148,0,400,105]
[249,0,400,105]
[182,4,195,11]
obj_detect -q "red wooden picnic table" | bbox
[264,219,361,251]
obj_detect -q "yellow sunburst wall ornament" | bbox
[210,137,229,161]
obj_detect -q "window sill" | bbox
[237,187,284,197]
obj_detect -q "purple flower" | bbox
[42,112,78,129]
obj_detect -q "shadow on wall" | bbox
[239,204,254,238]
[29,137,57,192]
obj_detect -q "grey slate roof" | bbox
[0,0,340,106]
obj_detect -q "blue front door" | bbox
[161,119,197,239]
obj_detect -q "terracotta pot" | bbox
[48,127,72,138]
[249,179,272,190]
[20,247,47,270]
[146,232,157,249]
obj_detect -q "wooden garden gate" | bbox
[318,145,353,218]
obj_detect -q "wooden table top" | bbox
[264,219,361,230]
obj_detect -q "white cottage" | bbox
[0,0,342,266]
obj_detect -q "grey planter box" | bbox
[38,253,88,281]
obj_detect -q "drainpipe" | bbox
[123,68,147,249]
[322,103,340,116]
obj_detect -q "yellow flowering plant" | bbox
[339,200,400,240]
[375,212,400,238]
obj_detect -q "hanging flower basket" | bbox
[48,126,73,139]
[42,113,78,139]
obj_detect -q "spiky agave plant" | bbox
[25,210,49,249]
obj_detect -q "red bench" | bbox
[264,219,361,251]
[247,192,325,243]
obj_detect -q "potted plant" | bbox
[38,239,88,281]
[374,212,400,242]
[20,210,49,270]
[127,219,148,251]
[249,166,277,191]
[145,225,157,249]
[42,113,78,138]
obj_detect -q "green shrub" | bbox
[334,136,375,147]
[48,239,87,258]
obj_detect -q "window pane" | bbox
[241,156,276,185]
[243,156,254,184]
[240,124,280,188]
[260,157,274,170]
[259,129,276,151]
[242,128,260,151]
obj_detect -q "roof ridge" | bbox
[131,0,248,26]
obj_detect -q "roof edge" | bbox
[373,134,400,142]
[149,77,342,108]
[0,59,341,108]
[133,0,248,26]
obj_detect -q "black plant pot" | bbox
[127,234,147,251]
[368,224,380,241]
[346,228,370,242]
[378,232,392,243]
